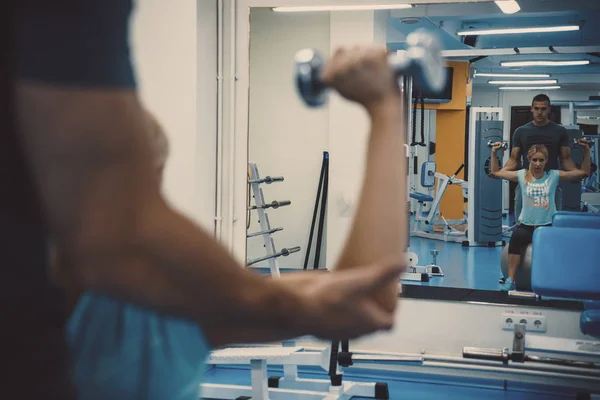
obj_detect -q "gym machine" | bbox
[408,109,506,249]
[582,135,599,193]
[466,107,506,247]
[200,29,448,400]
[560,127,586,212]
[409,161,468,244]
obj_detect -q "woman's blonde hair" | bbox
[525,144,549,182]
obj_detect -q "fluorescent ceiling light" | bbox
[489,79,557,85]
[475,72,551,78]
[272,4,413,12]
[495,0,520,14]
[499,86,561,90]
[501,60,589,67]
[457,25,579,36]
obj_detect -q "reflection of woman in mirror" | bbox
[490,141,590,291]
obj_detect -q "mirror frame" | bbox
[227,0,586,310]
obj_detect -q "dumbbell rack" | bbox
[247,162,300,277]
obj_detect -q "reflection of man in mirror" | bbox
[503,94,577,221]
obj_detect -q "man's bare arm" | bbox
[559,144,590,181]
[490,147,518,182]
[16,84,308,345]
[559,146,578,171]
[503,146,521,171]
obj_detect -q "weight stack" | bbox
[560,127,583,212]
[473,120,504,243]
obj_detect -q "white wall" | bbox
[130,0,217,230]
[295,297,598,391]
[299,298,591,356]
[246,9,393,269]
[247,8,330,268]
[326,11,389,267]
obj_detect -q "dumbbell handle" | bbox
[247,227,283,238]
[249,200,291,210]
[246,246,301,266]
[248,176,284,184]
[573,138,595,145]
[488,140,508,150]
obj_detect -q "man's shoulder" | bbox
[516,121,535,132]
[547,121,567,132]
[514,122,537,142]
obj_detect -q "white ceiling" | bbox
[386,0,600,90]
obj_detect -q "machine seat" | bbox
[410,192,434,202]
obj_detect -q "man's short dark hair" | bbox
[532,94,551,106]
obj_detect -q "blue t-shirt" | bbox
[68,293,211,400]
[517,169,560,226]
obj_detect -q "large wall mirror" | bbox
[239,0,600,307]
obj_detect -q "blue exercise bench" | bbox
[532,212,600,339]
[465,216,600,382]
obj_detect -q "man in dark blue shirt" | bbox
[504,94,576,220]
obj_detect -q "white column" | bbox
[326,11,388,267]
[131,0,217,231]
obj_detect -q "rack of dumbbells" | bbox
[246,162,300,277]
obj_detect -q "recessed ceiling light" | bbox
[500,60,589,67]
[272,4,413,12]
[499,86,561,90]
[457,25,579,36]
[489,79,558,85]
[475,73,551,78]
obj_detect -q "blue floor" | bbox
[406,236,505,291]
[202,365,587,399]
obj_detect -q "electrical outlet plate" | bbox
[502,311,547,332]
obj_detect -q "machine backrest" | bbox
[420,161,436,188]
[531,226,600,301]
[552,211,600,229]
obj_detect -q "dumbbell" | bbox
[488,140,508,150]
[573,138,596,145]
[295,29,446,107]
